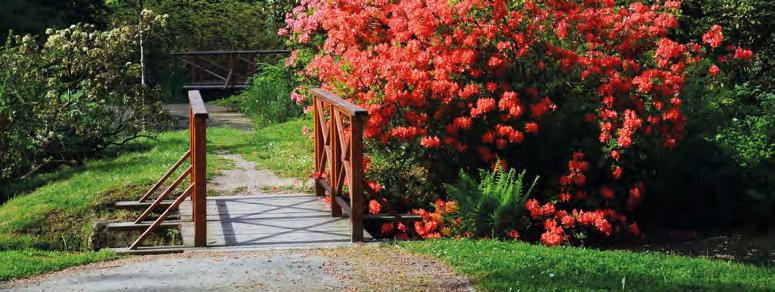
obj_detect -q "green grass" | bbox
[0,250,118,281]
[404,239,775,291]
[226,118,314,181]
[0,127,253,251]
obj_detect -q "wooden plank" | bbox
[115,200,176,209]
[188,91,209,117]
[310,88,368,117]
[130,185,194,249]
[108,246,185,255]
[183,84,248,90]
[364,214,422,221]
[106,221,182,231]
[138,150,190,202]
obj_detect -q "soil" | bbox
[1,246,474,291]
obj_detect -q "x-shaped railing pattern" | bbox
[311,88,368,242]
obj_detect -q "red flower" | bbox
[368,199,382,215]
[612,166,623,179]
[541,202,556,216]
[708,65,720,76]
[367,181,383,193]
[420,136,441,148]
[380,223,394,235]
[600,186,615,200]
[506,229,520,240]
[629,223,641,238]
[525,122,539,134]
[702,25,724,48]
[540,227,564,247]
[732,47,753,60]
[526,199,542,218]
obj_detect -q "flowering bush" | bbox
[282,0,753,245]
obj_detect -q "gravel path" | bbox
[1,247,474,291]
[209,153,307,195]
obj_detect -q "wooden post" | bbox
[330,106,343,217]
[189,90,208,247]
[349,114,365,242]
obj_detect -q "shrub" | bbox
[219,60,303,128]
[282,0,757,244]
[443,167,537,239]
[0,10,168,188]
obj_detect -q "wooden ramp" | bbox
[179,194,365,249]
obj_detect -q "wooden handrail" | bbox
[312,88,368,242]
[188,91,209,117]
[129,90,209,250]
[170,49,291,56]
[310,88,368,117]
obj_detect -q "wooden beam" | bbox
[135,165,192,223]
[335,196,351,217]
[115,200,176,210]
[309,88,368,117]
[138,150,190,202]
[106,221,181,231]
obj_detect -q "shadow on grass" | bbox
[477,268,762,291]
[0,135,189,203]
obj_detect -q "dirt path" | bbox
[1,247,474,291]
[164,103,253,129]
[209,152,308,195]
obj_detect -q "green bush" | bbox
[220,60,303,128]
[445,167,538,239]
[0,11,168,188]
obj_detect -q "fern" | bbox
[444,166,539,238]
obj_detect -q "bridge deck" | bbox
[180,193,365,249]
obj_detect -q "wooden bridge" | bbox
[171,50,290,90]
[109,88,426,253]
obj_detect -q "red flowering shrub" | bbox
[282,0,752,246]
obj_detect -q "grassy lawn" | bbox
[225,118,314,181]
[404,239,775,291]
[0,250,118,281]
[0,127,252,251]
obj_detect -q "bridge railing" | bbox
[128,90,208,249]
[171,50,290,90]
[311,88,368,242]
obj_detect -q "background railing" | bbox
[311,88,368,242]
[171,50,290,90]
